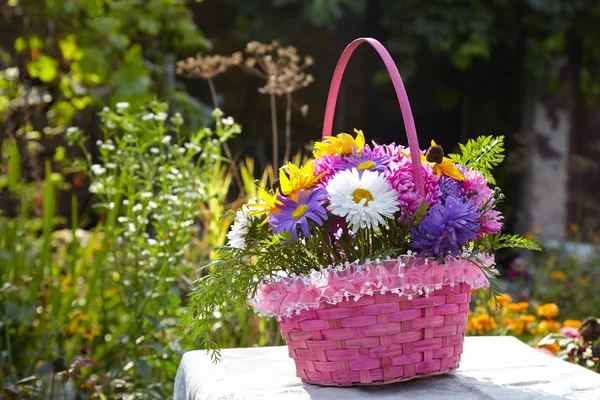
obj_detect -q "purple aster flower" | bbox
[409,197,480,260]
[269,189,328,240]
[439,175,463,201]
[340,146,392,174]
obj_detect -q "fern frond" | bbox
[449,135,505,184]
[486,233,541,251]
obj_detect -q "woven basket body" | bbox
[278,283,471,386]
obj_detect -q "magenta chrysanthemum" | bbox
[462,169,503,236]
[462,169,494,210]
[386,158,440,218]
[367,141,406,163]
[313,153,346,187]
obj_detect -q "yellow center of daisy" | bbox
[357,160,375,171]
[352,188,374,206]
[291,204,308,220]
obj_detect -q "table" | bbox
[174,337,600,399]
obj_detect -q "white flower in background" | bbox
[226,206,252,250]
[326,169,399,233]
[150,147,159,154]
[90,164,106,176]
[221,116,234,126]
[5,67,19,80]
[89,182,104,193]
[116,102,129,110]
[155,112,168,121]
[161,135,172,144]
[142,113,155,121]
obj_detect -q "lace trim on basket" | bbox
[249,252,496,319]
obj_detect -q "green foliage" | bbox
[0,103,239,399]
[449,135,505,184]
[1,0,210,131]
[514,242,600,320]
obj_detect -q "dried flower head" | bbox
[242,41,314,96]
[176,52,243,79]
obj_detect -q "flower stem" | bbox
[206,78,243,191]
[270,93,279,171]
[283,92,292,163]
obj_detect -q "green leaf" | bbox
[27,54,58,82]
[59,35,83,61]
[14,37,27,53]
[138,17,161,36]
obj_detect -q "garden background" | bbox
[1,0,599,399]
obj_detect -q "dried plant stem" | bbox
[270,93,279,171]
[207,78,243,191]
[284,92,292,164]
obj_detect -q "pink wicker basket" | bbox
[279,283,470,386]
[253,38,481,386]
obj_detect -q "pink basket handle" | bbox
[321,37,424,197]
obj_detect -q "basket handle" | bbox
[321,37,424,197]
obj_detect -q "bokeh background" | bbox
[1,0,599,398]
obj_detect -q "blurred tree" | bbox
[0,0,210,162]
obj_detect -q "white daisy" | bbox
[226,206,252,249]
[326,169,399,232]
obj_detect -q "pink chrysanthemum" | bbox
[313,153,346,186]
[387,158,440,219]
[462,169,503,236]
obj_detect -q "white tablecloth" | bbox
[174,337,600,399]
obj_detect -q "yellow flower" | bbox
[563,319,582,328]
[536,303,559,319]
[517,302,530,311]
[549,271,567,281]
[422,140,465,180]
[279,161,325,196]
[81,327,102,341]
[313,129,365,158]
[245,188,280,218]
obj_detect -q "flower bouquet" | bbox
[184,38,539,386]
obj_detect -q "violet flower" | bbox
[439,175,462,201]
[269,189,328,240]
[339,146,392,174]
[409,197,480,260]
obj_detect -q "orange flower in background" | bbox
[520,314,536,324]
[536,303,559,319]
[504,317,525,334]
[538,320,561,333]
[489,293,512,309]
[563,319,582,329]
[538,342,561,354]
[549,271,567,281]
[468,314,498,333]
[506,303,522,313]
[517,302,530,311]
